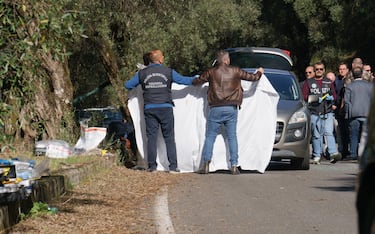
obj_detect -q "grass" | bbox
[20,202,58,220]
[0,149,113,172]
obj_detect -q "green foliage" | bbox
[0,0,83,147]
[29,202,50,217]
[1,0,375,150]
[21,202,57,219]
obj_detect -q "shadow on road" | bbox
[313,174,357,192]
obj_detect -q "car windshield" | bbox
[229,52,292,70]
[266,73,300,101]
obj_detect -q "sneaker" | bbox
[330,153,342,164]
[169,169,180,174]
[230,166,240,175]
[311,157,320,165]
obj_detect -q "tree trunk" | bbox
[91,37,130,116]
[33,53,74,140]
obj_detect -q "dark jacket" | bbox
[192,64,262,107]
[344,79,373,119]
[334,76,346,118]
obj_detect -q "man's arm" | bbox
[330,81,337,100]
[239,67,263,82]
[172,70,194,85]
[344,86,352,119]
[302,80,309,102]
[192,70,209,86]
[125,73,140,90]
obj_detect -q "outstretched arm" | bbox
[125,73,140,90]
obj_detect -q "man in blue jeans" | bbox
[302,62,341,164]
[192,50,263,175]
[125,49,194,173]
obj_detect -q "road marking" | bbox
[153,186,175,233]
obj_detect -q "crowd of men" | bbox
[301,58,374,167]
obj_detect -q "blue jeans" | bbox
[349,117,367,159]
[144,107,177,170]
[202,106,239,166]
[310,113,338,158]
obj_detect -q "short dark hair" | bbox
[352,67,363,78]
[143,52,151,66]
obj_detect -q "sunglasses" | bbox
[315,68,324,71]
[305,71,313,74]
[365,70,371,72]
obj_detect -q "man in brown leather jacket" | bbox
[192,50,264,175]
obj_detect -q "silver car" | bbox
[227,47,311,170]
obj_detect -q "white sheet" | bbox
[128,74,279,173]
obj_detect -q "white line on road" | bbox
[153,186,175,234]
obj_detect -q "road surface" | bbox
[157,160,359,234]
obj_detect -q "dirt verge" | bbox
[10,165,192,233]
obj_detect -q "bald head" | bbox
[150,50,164,64]
[352,57,363,69]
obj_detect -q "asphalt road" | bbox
[162,160,359,234]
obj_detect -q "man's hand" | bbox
[257,67,264,74]
[326,95,334,101]
[125,139,131,149]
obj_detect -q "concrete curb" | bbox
[0,156,115,233]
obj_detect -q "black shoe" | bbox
[169,168,180,174]
[146,168,157,173]
[330,153,342,164]
[230,166,240,175]
[197,161,210,174]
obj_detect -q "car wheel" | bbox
[291,157,310,170]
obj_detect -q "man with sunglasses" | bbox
[305,65,315,79]
[302,62,341,164]
[363,63,374,82]
[300,65,315,88]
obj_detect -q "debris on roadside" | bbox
[0,158,50,203]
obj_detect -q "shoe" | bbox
[146,168,157,173]
[311,157,320,165]
[342,156,353,161]
[330,153,342,164]
[350,159,359,163]
[197,161,210,174]
[230,166,240,175]
[169,169,180,174]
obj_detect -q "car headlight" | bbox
[285,108,309,143]
[288,108,307,124]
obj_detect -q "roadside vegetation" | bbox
[1,0,374,154]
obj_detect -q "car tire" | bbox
[291,157,310,170]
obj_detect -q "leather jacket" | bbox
[192,64,262,107]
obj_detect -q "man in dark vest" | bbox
[302,61,341,164]
[125,50,194,173]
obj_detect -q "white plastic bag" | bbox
[35,140,73,158]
